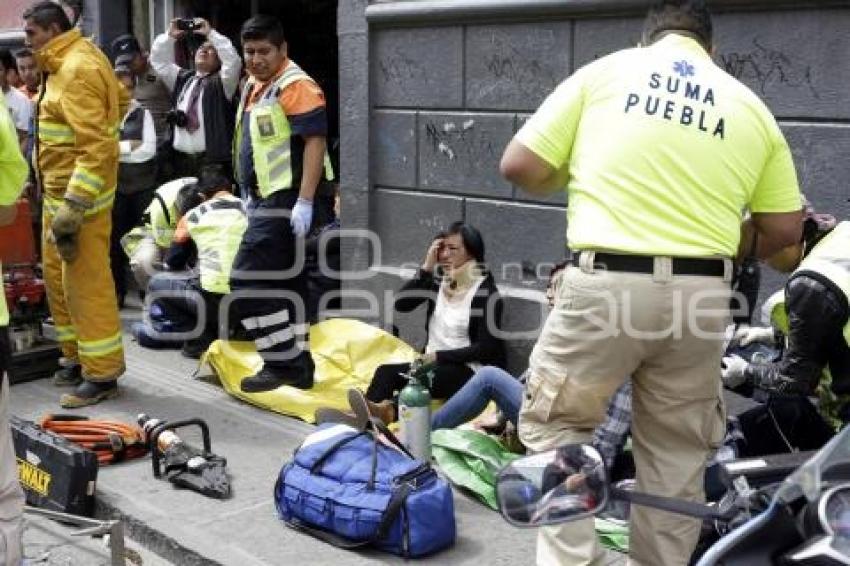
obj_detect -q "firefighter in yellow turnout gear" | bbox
[25,2,129,407]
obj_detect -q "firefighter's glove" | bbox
[721,354,750,389]
[51,201,86,262]
[732,325,775,347]
[290,198,313,237]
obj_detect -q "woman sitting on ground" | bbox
[365,222,506,423]
[430,261,567,432]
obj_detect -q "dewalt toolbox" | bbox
[10,416,98,516]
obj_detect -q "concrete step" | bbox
[10,335,538,565]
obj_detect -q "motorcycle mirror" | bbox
[496,443,608,527]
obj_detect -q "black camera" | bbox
[165,109,189,128]
[176,18,201,32]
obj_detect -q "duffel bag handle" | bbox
[367,417,414,460]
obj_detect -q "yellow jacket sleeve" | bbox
[60,64,119,207]
[0,98,27,205]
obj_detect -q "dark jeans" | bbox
[111,189,154,298]
[147,272,222,341]
[366,361,474,405]
[230,189,307,371]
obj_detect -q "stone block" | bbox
[465,22,572,111]
[782,123,850,220]
[371,189,464,266]
[465,199,567,285]
[419,112,514,197]
[714,9,850,119]
[372,27,463,108]
[573,17,643,70]
[372,111,417,188]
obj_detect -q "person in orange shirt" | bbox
[230,15,328,392]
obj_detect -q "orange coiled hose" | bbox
[39,415,149,465]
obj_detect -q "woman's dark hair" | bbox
[643,0,712,52]
[22,1,73,33]
[444,221,485,264]
[548,259,570,286]
[241,15,286,47]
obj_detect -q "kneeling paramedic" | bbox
[147,171,247,358]
[231,15,331,392]
[121,176,199,293]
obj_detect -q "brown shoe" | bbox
[366,399,396,426]
[346,389,396,426]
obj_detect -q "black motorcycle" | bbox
[496,424,850,565]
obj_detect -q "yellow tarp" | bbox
[201,318,418,423]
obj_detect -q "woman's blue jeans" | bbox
[431,365,523,430]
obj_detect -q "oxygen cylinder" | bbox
[398,364,432,462]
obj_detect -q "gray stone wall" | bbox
[340,1,850,367]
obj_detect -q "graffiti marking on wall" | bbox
[425,119,497,166]
[378,54,423,87]
[720,38,819,99]
[478,33,559,101]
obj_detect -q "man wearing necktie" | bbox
[150,17,241,179]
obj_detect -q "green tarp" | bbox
[431,428,629,554]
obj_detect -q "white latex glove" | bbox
[733,325,775,347]
[721,355,750,388]
[290,198,313,237]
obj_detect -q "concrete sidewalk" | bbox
[10,331,544,565]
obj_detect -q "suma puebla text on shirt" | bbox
[624,61,726,139]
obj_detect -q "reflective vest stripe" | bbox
[186,195,247,294]
[149,179,192,247]
[233,62,309,198]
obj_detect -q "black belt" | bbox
[579,252,726,277]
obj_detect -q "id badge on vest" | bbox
[256,112,276,139]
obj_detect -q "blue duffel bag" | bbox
[274,421,456,557]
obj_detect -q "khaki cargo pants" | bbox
[0,374,24,565]
[519,253,731,566]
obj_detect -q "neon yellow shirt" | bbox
[515,34,801,257]
[0,95,29,326]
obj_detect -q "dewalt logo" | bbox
[17,458,51,496]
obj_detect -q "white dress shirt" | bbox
[119,100,156,163]
[149,29,241,155]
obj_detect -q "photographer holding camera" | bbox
[150,17,241,179]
